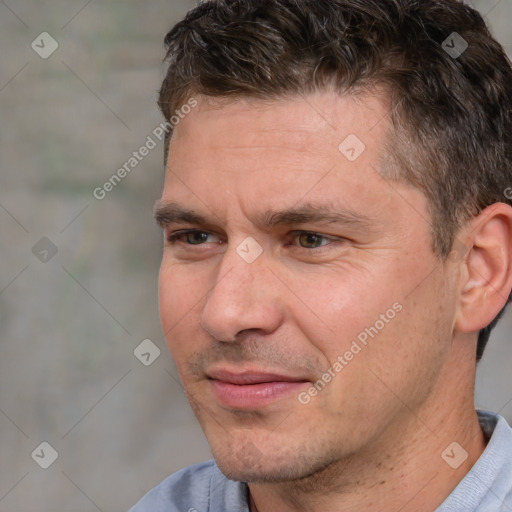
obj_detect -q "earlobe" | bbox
[455,203,512,334]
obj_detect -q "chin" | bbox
[211,441,338,484]
[216,458,309,483]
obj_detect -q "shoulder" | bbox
[128,460,217,512]
[437,411,512,511]
[128,459,249,512]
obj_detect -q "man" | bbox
[130,0,512,510]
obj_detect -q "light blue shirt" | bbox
[129,410,512,512]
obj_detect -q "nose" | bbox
[199,243,284,342]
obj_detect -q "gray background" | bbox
[0,1,510,510]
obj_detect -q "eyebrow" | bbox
[154,200,376,232]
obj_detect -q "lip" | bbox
[206,368,310,409]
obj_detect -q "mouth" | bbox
[206,368,311,409]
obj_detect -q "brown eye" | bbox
[297,233,330,249]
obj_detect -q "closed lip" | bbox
[206,368,310,385]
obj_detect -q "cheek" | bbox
[346,269,454,407]
[293,268,402,362]
[158,263,205,354]
[297,252,450,390]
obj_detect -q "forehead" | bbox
[168,91,390,158]
[160,91,428,231]
[165,91,392,189]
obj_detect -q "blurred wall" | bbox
[0,1,510,510]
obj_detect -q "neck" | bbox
[248,350,486,512]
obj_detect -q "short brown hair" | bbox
[158,0,512,360]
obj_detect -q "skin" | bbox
[156,90,512,512]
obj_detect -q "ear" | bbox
[454,203,512,334]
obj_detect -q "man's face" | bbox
[157,91,458,482]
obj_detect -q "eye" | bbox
[167,230,221,245]
[292,232,337,249]
[166,229,340,251]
